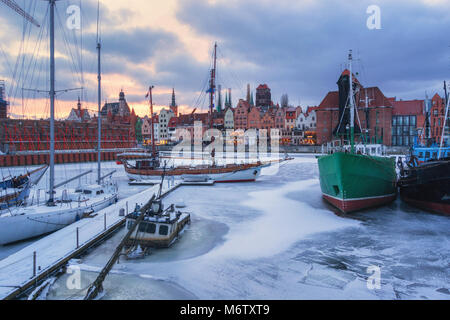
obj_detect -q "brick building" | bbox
[429,93,446,143]
[234,99,250,130]
[316,70,393,146]
[390,98,424,146]
[255,84,272,107]
[247,106,261,130]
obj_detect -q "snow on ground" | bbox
[2,155,450,300]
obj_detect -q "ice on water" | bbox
[2,155,449,300]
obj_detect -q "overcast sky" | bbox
[0,0,449,119]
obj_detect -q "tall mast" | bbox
[48,0,56,205]
[348,50,355,153]
[149,86,156,157]
[96,0,102,184]
[209,42,217,129]
[438,81,449,159]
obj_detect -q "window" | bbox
[138,222,156,233]
[127,221,134,230]
[159,225,169,236]
[398,136,403,145]
[404,136,409,146]
[404,116,409,126]
[410,116,416,126]
[398,117,403,125]
[393,117,397,126]
[83,190,92,194]
[425,151,430,159]
[392,136,397,145]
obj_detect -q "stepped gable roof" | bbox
[391,99,424,116]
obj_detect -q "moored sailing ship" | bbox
[118,43,266,183]
[0,1,118,245]
[317,51,397,213]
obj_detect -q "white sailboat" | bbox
[0,1,118,245]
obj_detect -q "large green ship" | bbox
[318,51,397,213]
[318,152,397,213]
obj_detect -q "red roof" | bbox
[306,106,319,114]
[168,117,177,128]
[391,99,424,116]
[257,84,269,90]
[318,87,392,110]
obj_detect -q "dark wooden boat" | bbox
[398,159,450,215]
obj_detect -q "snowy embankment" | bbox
[0,181,178,299]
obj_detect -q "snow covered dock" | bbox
[0,181,181,300]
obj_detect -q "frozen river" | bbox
[1,155,450,299]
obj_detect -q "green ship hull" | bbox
[318,152,397,213]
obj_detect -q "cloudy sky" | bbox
[0,0,449,119]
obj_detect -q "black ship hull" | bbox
[398,160,450,215]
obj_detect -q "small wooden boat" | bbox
[125,198,190,249]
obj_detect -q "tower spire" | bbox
[246,84,250,103]
[170,88,176,107]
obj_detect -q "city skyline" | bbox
[0,0,449,119]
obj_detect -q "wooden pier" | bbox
[0,181,181,300]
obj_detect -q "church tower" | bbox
[170,88,178,117]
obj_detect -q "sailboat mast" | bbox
[149,86,155,157]
[97,43,101,183]
[438,81,449,159]
[48,0,56,205]
[348,50,355,153]
[96,0,101,184]
[209,42,217,129]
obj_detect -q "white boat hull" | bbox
[0,194,118,245]
[127,166,262,183]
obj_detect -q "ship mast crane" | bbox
[0,0,40,27]
[209,42,217,129]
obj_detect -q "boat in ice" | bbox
[118,43,266,183]
[0,1,118,245]
[119,153,264,183]
[125,172,190,250]
[125,200,190,249]
[0,183,118,245]
[398,82,450,215]
[317,51,397,213]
